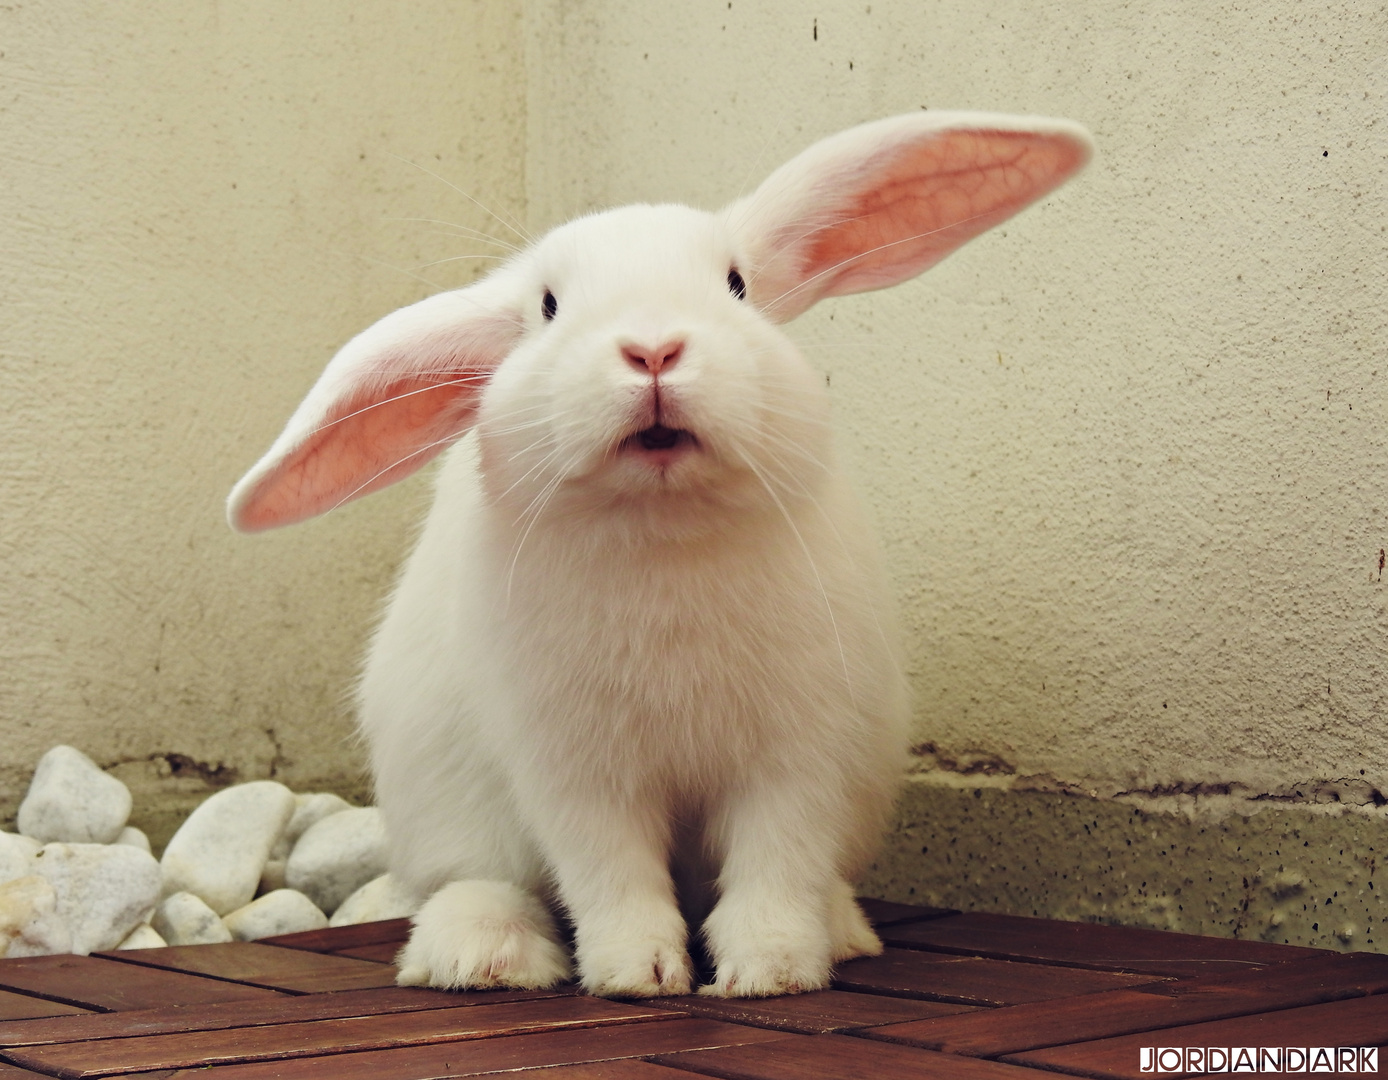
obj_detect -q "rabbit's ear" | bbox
[725,112,1092,322]
[228,281,523,532]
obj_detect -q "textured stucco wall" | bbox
[0,2,525,843]
[521,1,1386,941]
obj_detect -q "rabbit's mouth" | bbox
[619,424,699,461]
[635,425,692,450]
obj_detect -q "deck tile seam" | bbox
[0,990,576,1050]
[82,953,302,997]
[877,939,1285,976]
[0,1007,691,1077]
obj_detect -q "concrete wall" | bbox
[0,2,525,842]
[3,0,1385,945]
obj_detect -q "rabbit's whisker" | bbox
[305,374,493,439]
[332,250,447,292]
[505,466,569,605]
[734,448,857,713]
[763,209,1002,314]
[388,217,525,254]
[497,440,567,502]
[325,430,466,516]
[413,254,509,271]
[391,154,535,245]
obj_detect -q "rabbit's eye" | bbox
[542,290,557,321]
[727,268,746,300]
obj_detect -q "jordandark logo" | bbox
[1139,1046,1380,1073]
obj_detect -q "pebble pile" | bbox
[0,746,419,957]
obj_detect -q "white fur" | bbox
[231,112,1091,998]
[367,205,908,998]
[396,880,571,989]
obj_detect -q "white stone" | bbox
[285,806,387,915]
[29,842,161,955]
[223,889,327,941]
[258,859,287,895]
[329,873,420,927]
[0,875,72,958]
[161,781,295,914]
[17,746,132,845]
[115,826,151,854]
[259,793,350,895]
[116,923,166,949]
[270,792,353,861]
[152,891,233,946]
[0,833,40,887]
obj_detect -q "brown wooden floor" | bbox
[0,900,1381,1077]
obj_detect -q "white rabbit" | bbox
[229,112,1091,998]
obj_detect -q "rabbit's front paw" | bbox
[827,885,884,963]
[396,879,571,990]
[699,939,831,998]
[579,934,693,997]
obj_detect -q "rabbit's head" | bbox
[229,113,1091,537]
[467,202,843,543]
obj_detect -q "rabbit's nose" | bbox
[620,339,684,375]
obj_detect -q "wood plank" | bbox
[0,985,558,1048]
[642,988,978,1034]
[330,943,402,964]
[502,1063,698,1079]
[0,990,89,1023]
[7,996,675,1077]
[653,1031,1056,1079]
[0,1065,54,1078]
[833,948,1164,1006]
[864,950,1388,1057]
[156,1017,791,1079]
[882,911,1325,977]
[1005,992,1388,1080]
[95,942,399,993]
[258,920,412,955]
[855,898,958,927]
[504,1064,697,1080]
[0,955,281,1012]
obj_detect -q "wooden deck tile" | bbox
[155,1017,792,1078]
[0,904,1373,1079]
[258,921,411,956]
[640,987,979,1034]
[881,911,1326,977]
[832,947,1165,1006]
[1004,992,1388,1079]
[502,1063,699,1080]
[94,943,399,994]
[854,898,958,927]
[863,949,1388,1057]
[653,1031,1055,1079]
[0,986,556,1048]
[0,995,88,1025]
[328,943,402,965]
[0,955,281,1012]
[6,996,674,1077]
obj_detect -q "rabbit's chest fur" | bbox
[363,434,899,813]
[480,480,887,795]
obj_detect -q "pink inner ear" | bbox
[234,372,483,532]
[806,129,1089,297]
